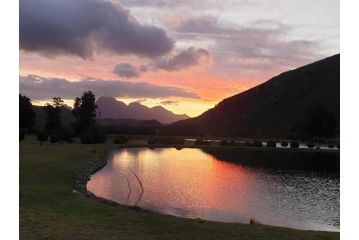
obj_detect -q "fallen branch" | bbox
[129,168,144,192]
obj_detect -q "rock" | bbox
[250,218,262,224]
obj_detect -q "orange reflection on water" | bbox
[88,148,249,218]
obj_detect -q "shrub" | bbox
[328,143,334,148]
[266,141,276,148]
[307,143,315,149]
[244,141,252,147]
[252,141,263,147]
[147,137,184,145]
[37,132,48,145]
[281,142,288,147]
[290,141,299,148]
[80,125,107,144]
[58,127,73,143]
[20,129,25,142]
[50,135,60,143]
[113,135,127,144]
[147,139,157,145]
[220,140,237,146]
[195,139,210,146]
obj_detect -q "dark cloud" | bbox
[160,100,179,105]
[19,75,199,100]
[113,63,140,78]
[155,47,213,71]
[20,0,174,59]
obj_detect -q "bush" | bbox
[113,135,127,144]
[195,139,211,146]
[58,127,73,143]
[266,141,276,148]
[290,141,299,148]
[80,125,107,144]
[328,143,334,148]
[37,132,48,145]
[220,140,237,146]
[307,143,315,149]
[252,141,263,147]
[147,139,157,145]
[20,129,25,142]
[244,141,252,147]
[281,142,288,147]
[146,137,184,145]
[49,135,60,143]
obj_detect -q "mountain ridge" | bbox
[96,97,189,124]
[166,54,340,138]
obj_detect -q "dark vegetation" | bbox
[36,132,48,145]
[50,135,60,143]
[220,140,238,146]
[290,142,300,148]
[19,91,106,145]
[307,143,315,149]
[113,135,128,144]
[164,55,339,139]
[147,137,184,145]
[20,128,25,142]
[281,142,289,147]
[266,141,276,148]
[194,139,211,145]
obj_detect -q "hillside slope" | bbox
[167,54,340,138]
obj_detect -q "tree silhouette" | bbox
[37,132,48,145]
[20,129,25,142]
[43,97,64,134]
[72,91,97,135]
[19,94,35,130]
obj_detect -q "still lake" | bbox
[87,147,339,231]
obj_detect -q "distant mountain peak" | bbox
[96,96,189,124]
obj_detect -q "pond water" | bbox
[87,147,339,231]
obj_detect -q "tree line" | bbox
[19,91,106,144]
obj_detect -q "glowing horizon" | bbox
[20,0,339,117]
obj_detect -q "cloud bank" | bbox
[20,0,174,59]
[155,47,213,71]
[175,17,322,73]
[113,63,140,78]
[20,75,199,100]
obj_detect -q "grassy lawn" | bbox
[20,136,339,240]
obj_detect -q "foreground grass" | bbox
[20,137,339,240]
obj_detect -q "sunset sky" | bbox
[19,0,339,117]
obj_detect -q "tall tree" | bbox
[19,94,36,130]
[72,91,97,135]
[44,97,64,134]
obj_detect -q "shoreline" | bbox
[74,143,340,233]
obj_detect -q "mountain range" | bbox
[96,97,189,124]
[165,54,340,138]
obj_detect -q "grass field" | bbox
[20,136,339,240]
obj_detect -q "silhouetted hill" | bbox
[166,54,340,138]
[96,96,189,124]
